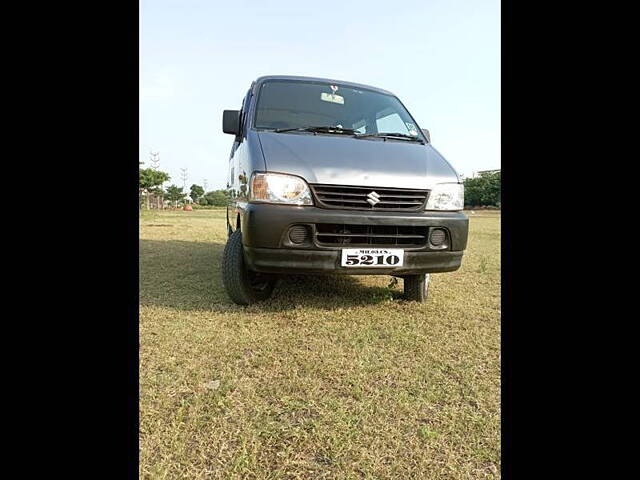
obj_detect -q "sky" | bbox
[140,0,500,192]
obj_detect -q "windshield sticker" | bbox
[405,122,418,136]
[321,92,344,104]
[321,85,344,104]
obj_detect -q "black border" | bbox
[27,0,611,476]
[501,0,512,476]
[55,3,140,476]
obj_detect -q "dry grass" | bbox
[140,208,500,479]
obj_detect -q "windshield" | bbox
[253,80,423,139]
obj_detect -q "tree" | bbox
[463,171,500,207]
[199,196,209,206]
[480,171,500,206]
[165,184,186,207]
[139,167,170,209]
[190,184,205,204]
[204,190,230,207]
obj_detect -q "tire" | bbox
[222,229,275,305]
[403,274,430,302]
[226,211,233,238]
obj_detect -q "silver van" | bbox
[221,75,468,305]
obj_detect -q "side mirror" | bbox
[421,128,431,143]
[223,110,241,135]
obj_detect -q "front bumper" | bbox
[244,247,464,275]
[239,203,468,275]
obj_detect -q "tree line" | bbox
[463,170,500,207]
[141,164,500,209]
[139,165,229,208]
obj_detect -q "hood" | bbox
[256,131,459,189]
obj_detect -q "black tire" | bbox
[403,274,430,302]
[226,211,233,238]
[222,229,275,305]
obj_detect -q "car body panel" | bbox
[256,130,459,190]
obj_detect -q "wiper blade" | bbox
[356,132,425,143]
[273,125,358,135]
[270,126,423,142]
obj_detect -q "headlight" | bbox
[249,173,313,205]
[425,183,464,211]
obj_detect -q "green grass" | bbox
[140,208,500,479]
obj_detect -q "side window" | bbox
[240,88,251,135]
[237,111,244,140]
[376,112,410,134]
[230,96,247,156]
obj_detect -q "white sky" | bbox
[140,0,500,190]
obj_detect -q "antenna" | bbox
[150,151,160,170]
[149,151,164,209]
[180,168,188,191]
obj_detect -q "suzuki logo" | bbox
[366,191,380,207]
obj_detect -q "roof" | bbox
[253,75,396,96]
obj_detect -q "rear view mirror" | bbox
[421,128,431,143]
[223,110,241,135]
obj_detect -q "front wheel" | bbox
[222,229,275,305]
[403,274,430,302]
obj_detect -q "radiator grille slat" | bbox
[317,233,425,239]
[310,184,430,211]
[315,224,429,248]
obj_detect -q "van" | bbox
[221,75,468,305]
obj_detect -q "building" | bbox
[472,169,500,178]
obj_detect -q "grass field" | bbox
[139,208,501,479]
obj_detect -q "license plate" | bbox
[341,248,404,267]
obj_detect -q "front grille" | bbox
[310,184,429,211]
[315,224,428,248]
